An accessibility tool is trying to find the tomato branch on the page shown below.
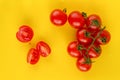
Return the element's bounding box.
[86,26,106,55]
[83,26,106,63]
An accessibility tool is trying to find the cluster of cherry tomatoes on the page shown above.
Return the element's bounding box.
[50,9,111,72]
[16,25,51,65]
[16,8,111,71]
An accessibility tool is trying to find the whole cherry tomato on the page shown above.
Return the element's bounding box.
[50,9,67,26]
[76,28,93,46]
[67,41,85,58]
[96,30,111,45]
[86,14,101,31]
[68,11,85,29]
[88,45,102,58]
[36,41,51,57]
[27,48,40,65]
[16,25,34,42]
[76,57,92,72]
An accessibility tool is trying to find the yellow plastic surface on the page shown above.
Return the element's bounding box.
[0,0,120,80]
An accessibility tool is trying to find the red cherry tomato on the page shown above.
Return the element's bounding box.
[27,48,40,65]
[76,28,93,46]
[68,11,85,29]
[16,25,34,42]
[50,9,67,26]
[96,30,111,45]
[86,14,101,31]
[76,57,92,72]
[36,41,51,57]
[88,45,102,58]
[67,41,85,58]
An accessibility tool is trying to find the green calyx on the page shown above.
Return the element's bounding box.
[85,31,91,37]
[94,47,100,53]
[101,37,106,43]
[77,45,83,50]
[63,8,67,13]
[91,20,100,26]
[84,57,92,64]
[82,12,87,19]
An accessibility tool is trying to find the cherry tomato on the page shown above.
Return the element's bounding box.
[16,25,34,42]
[96,30,111,45]
[67,41,85,58]
[36,41,51,57]
[50,9,67,26]
[88,45,102,58]
[27,48,40,65]
[68,11,85,29]
[86,14,101,31]
[76,28,93,46]
[76,57,92,72]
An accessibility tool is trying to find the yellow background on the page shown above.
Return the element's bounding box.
[0,0,120,80]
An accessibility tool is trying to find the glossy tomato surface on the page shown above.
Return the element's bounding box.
[36,41,51,57]
[50,9,67,26]
[16,25,34,42]
[27,48,40,65]
[76,57,92,72]
[68,11,85,29]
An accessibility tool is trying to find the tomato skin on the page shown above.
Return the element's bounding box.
[68,11,85,29]
[50,9,67,26]
[86,14,101,31]
[67,41,84,58]
[76,29,93,46]
[76,57,92,72]
[36,41,51,57]
[16,32,26,42]
[88,45,102,58]
[27,48,40,65]
[96,30,111,45]
[16,25,34,42]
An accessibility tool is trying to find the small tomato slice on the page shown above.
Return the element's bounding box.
[27,48,40,65]
[36,41,51,57]
[16,25,34,42]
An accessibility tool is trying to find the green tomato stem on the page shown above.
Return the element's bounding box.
[63,8,67,13]
[79,26,106,64]
[86,26,106,55]
[78,26,106,64]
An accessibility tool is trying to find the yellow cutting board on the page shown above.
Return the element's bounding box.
[0,0,120,80]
